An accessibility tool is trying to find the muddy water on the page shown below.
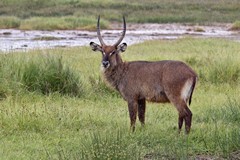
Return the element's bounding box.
[0,23,239,52]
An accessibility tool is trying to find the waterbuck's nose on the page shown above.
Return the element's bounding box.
[102,61,110,68]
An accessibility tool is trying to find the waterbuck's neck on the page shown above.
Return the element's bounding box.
[102,61,127,91]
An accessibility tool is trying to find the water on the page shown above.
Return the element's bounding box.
[0,24,239,52]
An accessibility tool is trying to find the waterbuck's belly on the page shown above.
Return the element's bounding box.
[145,91,170,103]
[140,85,170,103]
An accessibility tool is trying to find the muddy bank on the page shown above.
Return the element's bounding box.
[0,23,239,52]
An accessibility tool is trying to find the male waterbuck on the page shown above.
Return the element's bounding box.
[90,16,197,133]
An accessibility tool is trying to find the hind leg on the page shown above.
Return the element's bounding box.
[178,115,184,133]
[138,99,146,126]
[184,107,192,134]
[178,109,191,134]
[178,104,192,134]
[167,96,193,134]
[127,100,138,132]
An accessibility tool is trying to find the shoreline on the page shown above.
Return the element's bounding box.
[0,23,239,52]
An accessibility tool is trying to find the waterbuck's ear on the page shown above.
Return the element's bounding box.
[117,43,127,53]
[90,42,102,52]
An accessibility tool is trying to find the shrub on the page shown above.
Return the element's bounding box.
[21,54,83,96]
[0,53,83,97]
[229,21,240,31]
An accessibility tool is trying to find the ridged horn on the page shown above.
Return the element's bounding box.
[113,16,126,47]
[97,15,106,46]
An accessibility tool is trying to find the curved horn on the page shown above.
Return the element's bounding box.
[97,15,106,46]
[114,16,126,47]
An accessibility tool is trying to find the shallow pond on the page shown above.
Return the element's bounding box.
[0,23,239,52]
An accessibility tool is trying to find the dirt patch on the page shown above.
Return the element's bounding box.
[144,153,174,160]
[143,150,240,160]
[230,150,240,160]
[195,151,240,160]
[195,155,224,160]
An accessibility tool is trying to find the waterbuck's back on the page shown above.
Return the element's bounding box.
[118,60,197,104]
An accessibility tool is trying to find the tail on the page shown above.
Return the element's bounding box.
[188,77,197,106]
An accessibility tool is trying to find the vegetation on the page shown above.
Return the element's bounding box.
[18,16,109,30]
[0,52,83,98]
[230,20,240,30]
[0,16,20,29]
[0,0,240,30]
[0,38,240,159]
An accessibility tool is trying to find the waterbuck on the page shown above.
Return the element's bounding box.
[90,16,197,133]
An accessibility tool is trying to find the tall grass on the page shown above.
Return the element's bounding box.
[19,16,108,30]
[186,55,240,85]
[204,98,240,125]
[21,55,83,96]
[207,58,240,84]
[88,74,119,97]
[0,16,20,29]
[0,52,83,97]
[79,129,142,159]
[0,54,23,97]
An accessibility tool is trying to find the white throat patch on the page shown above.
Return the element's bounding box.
[100,64,110,72]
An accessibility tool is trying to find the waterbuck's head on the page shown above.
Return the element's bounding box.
[90,16,127,69]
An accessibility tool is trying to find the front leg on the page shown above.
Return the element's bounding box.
[138,99,146,126]
[127,100,138,132]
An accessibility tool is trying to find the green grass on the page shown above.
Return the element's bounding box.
[0,38,240,159]
[0,0,240,30]
[0,16,109,30]
[0,16,20,29]
[18,16,108,30]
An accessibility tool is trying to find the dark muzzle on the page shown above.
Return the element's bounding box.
[102,60,110,68]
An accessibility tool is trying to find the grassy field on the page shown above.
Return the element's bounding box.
[0,0,240,30]
[0,38,240,159]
